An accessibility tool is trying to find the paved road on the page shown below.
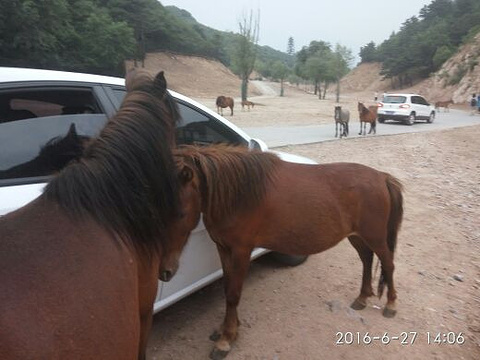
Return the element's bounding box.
[244,110,480,148]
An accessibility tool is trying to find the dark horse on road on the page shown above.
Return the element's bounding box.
[334,105,350,138]
[167,144,404,360]
[0,70,201,360]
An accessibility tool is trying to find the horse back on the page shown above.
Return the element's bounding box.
[0,197,140,359]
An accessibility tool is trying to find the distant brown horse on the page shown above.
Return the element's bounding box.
[0,70,201,360]
[241,100,255,111]
[435,99,454,112]
[358,102,377,135]
[216,95,234,116]
[169,144,404,360]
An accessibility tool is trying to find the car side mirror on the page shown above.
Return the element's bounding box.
[249,138,268,151]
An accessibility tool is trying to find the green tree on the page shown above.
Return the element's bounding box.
[330,44,353,102]
[295,41,332,97]
[271,61,289,96]
[359,41,377,63]
[287,36,295,56]
[232,10,260,101]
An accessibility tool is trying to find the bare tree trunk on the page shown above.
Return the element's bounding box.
[241,78,248,101]
[335,79,340,103]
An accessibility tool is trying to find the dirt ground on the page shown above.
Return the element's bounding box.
[146,82,480,360]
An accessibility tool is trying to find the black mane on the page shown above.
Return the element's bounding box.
[44,71,181,250]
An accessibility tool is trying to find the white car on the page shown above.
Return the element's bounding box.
[377,93,435,125]
[0,67,316,313]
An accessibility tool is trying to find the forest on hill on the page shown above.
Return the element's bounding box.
[1,0,479,91]
[359,0,480,88]
[0,0,290,76]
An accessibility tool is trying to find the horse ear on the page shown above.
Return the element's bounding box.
[66,123,78,138]
[153,71,167,97]
[178,164,194,185]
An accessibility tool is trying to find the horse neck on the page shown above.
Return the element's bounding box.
[44,105,180,251]
[186,146,279,223]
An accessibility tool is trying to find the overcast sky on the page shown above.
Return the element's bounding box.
[160,0,433,61]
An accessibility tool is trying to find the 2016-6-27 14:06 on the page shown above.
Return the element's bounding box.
[336,331,465,345]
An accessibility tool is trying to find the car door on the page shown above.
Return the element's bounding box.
[417,96,431,118]
[411,96,427,119]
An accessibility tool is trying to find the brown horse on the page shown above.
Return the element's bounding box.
[171,144,404,360]
[0,70,201,360]
[435,99,453,112]
[241,100,255,111]
[216,95,234,116]
[358,102,377,135]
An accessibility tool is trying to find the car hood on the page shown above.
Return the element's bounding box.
[272,150,318,165]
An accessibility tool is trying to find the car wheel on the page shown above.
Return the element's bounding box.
[406,112,415,125]
[427,111,435,123]
[378,116,385,123]
[267,252,309,266]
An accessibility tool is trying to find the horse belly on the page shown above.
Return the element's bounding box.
[255,210,350,256]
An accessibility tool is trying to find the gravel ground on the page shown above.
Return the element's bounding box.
[146,84,480,360]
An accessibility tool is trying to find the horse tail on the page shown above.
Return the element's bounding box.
[378,173,404,298]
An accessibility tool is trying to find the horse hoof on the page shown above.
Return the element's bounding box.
[210,349,230,360]
[382,307,397,318]
[350,298,367,310]
[209,330,221,341]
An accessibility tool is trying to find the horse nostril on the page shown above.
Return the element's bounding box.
[161,270,173,282]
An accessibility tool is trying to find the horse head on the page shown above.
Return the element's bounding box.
[159,158,202,282]
[334,106,342,120]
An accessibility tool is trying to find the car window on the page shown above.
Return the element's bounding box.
[176,102,247,146]
[0,88,107,184]
[110,89,247,146]
[111,88,127,106]
[383,96,407,104]
[418,96,429,106]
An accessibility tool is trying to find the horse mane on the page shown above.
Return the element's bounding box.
[175,145,280,222]
[44,70,181,251]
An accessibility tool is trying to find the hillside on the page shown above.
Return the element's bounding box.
[341,32,480,104]
[125,32,480,106]
[125,52,261,99]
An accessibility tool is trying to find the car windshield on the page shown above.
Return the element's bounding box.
[383,96,407,104]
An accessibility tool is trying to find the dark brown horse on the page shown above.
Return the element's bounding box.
[216,95,234,116]
[358,102,377,135]
[0,70,201,360]
[170,145,404,360]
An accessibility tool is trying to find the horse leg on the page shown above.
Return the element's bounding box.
[211,245,252,360]
[230,106,233,116]
[372,246,397,318]
[335,122,339,137]
[138,311,153,360]
[359,121,364,135]
[348,235,375,310]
